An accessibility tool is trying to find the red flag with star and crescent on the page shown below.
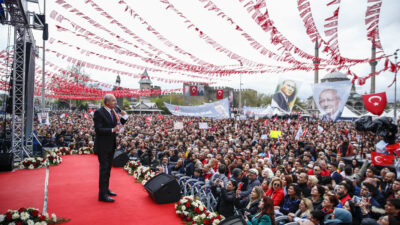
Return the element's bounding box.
[362,92,387,116]
[190,85,198,96]
[216,89,224,99]
[371,151,394,166]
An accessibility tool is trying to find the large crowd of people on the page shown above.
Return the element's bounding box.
[32,111,400,225]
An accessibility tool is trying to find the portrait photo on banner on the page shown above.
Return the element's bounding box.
[38,112,50,125]
[271,78,302,113]
[313,80,352,122]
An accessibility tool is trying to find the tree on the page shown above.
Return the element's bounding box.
[123,98,131,110]
[240,90,272,107]
[151,94,184,113]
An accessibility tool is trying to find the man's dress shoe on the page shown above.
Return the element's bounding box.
[108,190,117,196]
[99,196,115,203]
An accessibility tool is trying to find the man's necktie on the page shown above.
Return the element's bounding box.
[110,110,115,123]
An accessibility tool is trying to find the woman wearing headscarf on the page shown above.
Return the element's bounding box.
[324,208,352,225]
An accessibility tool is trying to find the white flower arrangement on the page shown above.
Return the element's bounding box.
[124,160,141,175]
[20,157,46,169]
[133,165,157,184]
[0,208,68,224]
[77,147,94,155]
[46,152,62,166]
[174,195,224,225]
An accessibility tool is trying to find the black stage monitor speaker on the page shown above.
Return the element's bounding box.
[219,215,247,225]
[0,153,14,172]
[144,173,181,204]
[112,151,129,167]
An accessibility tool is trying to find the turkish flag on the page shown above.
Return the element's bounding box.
[362,92,387,116]
[386,143,400,156]
[371,151,394,166]
[190,85,197,96]
[216,89,224,99]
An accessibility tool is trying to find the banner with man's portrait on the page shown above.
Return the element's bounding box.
[271,79,302,113]
[38,112,50,125]
[313,80,352,122]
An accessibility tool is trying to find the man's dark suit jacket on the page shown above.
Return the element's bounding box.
[93,107,126,154]
[93,106,127,196]
[272,92,290,112]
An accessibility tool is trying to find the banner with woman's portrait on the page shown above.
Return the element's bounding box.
[313,81,352,121]
[271,79,302,113]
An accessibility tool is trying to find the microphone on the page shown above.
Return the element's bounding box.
[115,105,122,113]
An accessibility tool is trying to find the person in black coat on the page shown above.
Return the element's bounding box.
[93,94,128,203]
[184,152,195,177]
[211,179,238,219]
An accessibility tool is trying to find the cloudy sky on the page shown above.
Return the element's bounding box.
[0,0,399,101]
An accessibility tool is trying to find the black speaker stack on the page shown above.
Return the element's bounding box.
[0,153,13,172]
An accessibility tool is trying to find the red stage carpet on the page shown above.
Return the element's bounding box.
[0,155,182,225]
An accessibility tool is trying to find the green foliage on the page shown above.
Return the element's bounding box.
[54,99,70,109]
[241,90,272,107]
[292,98,305,110]
[123,98,131,110]
[151,94,184,113]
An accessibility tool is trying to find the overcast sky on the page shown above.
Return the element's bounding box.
[0,0,399,101]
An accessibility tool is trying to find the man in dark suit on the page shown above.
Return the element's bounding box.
[94,94,128,203]
[271,80,296,113]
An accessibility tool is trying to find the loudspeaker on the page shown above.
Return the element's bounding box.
[112,151,129,167]
[219,215,247,225]
[0,153,14,172]
[144,173,181,204]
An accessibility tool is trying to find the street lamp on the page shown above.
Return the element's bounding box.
[394,49,399,122]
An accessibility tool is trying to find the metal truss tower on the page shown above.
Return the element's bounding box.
[1,0,42,162]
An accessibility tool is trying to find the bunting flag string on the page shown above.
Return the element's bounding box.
[85,0,265,67]
[163,0,313,68]
[0,49,367,81]
[42,48,216,84]
[238,0,384,67]
[322,0,341,63]
[83,0,216,67]
[46,37,265,78]
[365,0,383,50]
[46,38,215,81]
[33,66,184,99]
[49,11,269,76]
[52,1,197,67]
[296,0,378,66]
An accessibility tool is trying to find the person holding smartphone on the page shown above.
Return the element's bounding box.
[211,179,238,219]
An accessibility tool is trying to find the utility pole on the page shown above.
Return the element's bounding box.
[370,42,377,94]
[238,60,243,114]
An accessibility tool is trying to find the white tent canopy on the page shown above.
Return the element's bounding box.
[382,109,400,118]
[340,106,360,119]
